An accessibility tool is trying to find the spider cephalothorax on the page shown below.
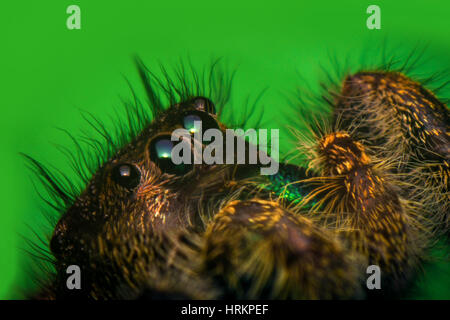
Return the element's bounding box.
[43,95,251,298]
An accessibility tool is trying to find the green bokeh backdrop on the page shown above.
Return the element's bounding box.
[1,0,449,299]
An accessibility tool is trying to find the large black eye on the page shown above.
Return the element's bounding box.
[182,110,220,137]
[111,163,141,189]
[183,114,202,134]
[149,136,193,175]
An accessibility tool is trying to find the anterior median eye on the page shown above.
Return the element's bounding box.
[149,135,193,175]
[111,163,141,189]
[154,139,174,158]
[183,114,202,134]
[181,111,220,144]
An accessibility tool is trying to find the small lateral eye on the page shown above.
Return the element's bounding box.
[192,97,216,114]
[111,163,141,189]
[149,135,193,175]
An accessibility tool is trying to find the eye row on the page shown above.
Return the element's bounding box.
[111,110,219,189]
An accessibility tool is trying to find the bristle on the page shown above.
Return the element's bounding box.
[333,70,449,237]
[296,129,423,295]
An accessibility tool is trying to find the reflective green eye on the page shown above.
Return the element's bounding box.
[183,114,202,134]
[181,111,220,145]
[154,139,173,159]
[149,136,193,175]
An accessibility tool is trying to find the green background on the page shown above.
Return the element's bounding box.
[1,0,449,299]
